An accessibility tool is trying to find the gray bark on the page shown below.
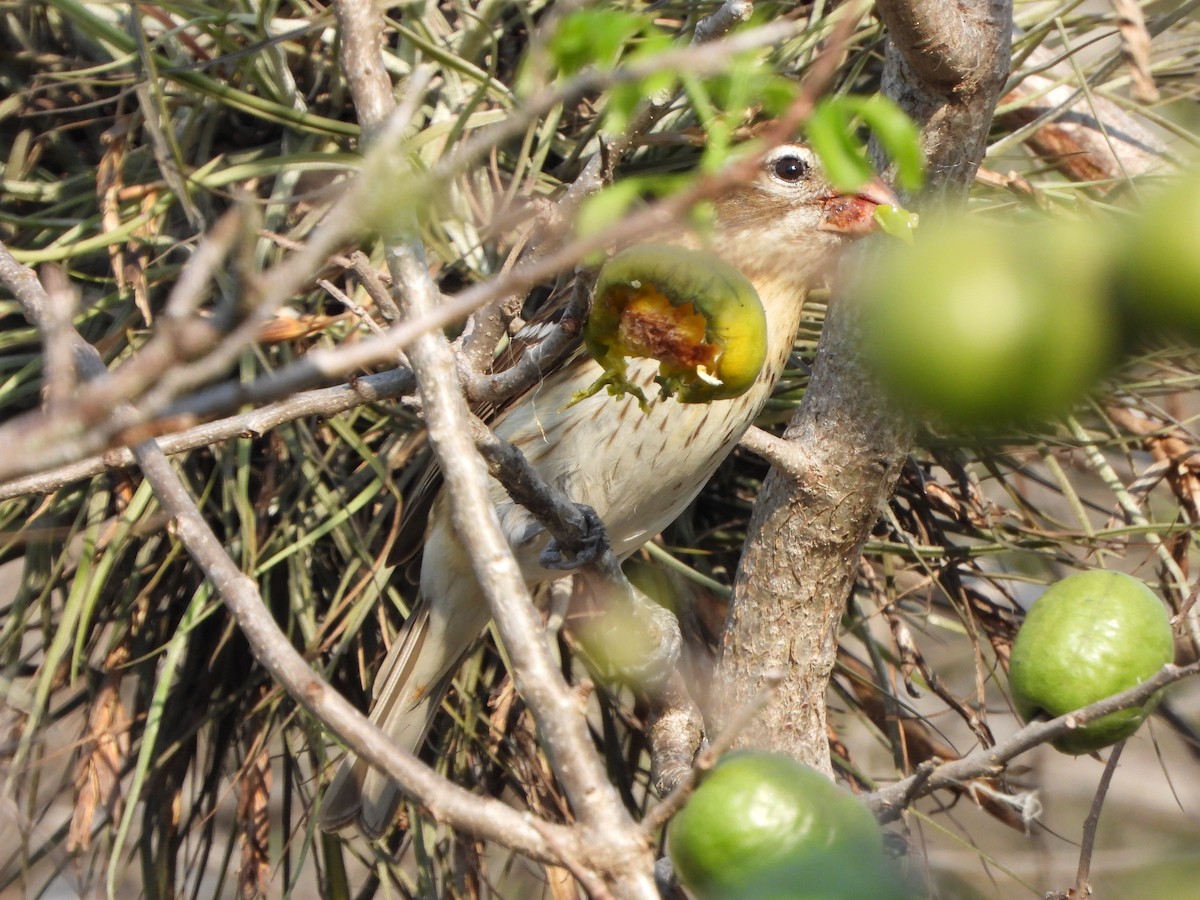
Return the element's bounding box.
[714,0,1014,769]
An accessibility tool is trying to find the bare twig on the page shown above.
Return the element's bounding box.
[694,0,755,44]
[348,250,400,323]
[388,226,658,895]
[463,277,590,407]
[738,425,814,478]
[640,671,785,836]
[37,266,79,409]
[317,278,388,338]
[332,0,395,135]
[339,0,632,857]
[1112,0,1158,103]
[134,439,570,860]
[0,369,414,501]
[338,19,658,885]
[867,662,1200,822]
[1071,739,1126,899]
[2,254,568,864]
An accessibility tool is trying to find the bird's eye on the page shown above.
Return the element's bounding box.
[771,154,810,183]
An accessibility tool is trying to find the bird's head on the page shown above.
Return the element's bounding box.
[711,143,900,285]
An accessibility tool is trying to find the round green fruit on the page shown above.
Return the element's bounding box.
[667,752,895,900]
[858,217,1117,430]
[1114,170,1200,343]
[1009,570,1174,754]
[583,244,768,405]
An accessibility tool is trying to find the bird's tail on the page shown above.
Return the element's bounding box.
[316,594,482,838]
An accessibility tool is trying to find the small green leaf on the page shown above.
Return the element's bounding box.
[759,75,799,118]
[806,95,925,193]
[576,174,688,242]
[805,100,874,192]
[548,9,652,75]
[607,82,644,136]
[681,72,719,134]
[855,95,925,192]
[576,179,646,241]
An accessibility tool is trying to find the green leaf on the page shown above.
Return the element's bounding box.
[759,75,800,118]
[806,100,875,192]
[856,95,925,192]
[608,82,645,136]
[548,8,650,75]
[576,179,647,241]
[576,174,688,241]
[806,95,925,193]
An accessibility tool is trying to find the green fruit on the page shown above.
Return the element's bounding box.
[859,217,1117,430]
[581,244,768,406]
[667,752,896,900]
[1009,570,1174,754]
[1114,171,1200,343]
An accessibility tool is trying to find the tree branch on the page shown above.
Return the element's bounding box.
[1,250,569,866]
[330,4,659,883]
[877,0,1013,199]
[866,661,1200,822]
[0,369,414,501]
[713,0,1013,772]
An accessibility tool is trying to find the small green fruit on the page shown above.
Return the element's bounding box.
[1114,171,1200,343]
[1009,570,1174,754]
[859,217,1117,430]
[667,752,896,900]
[580,244,768,407]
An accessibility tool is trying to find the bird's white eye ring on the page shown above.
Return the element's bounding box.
[771,154,810,183]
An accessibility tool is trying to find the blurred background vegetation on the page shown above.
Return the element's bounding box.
[1,1,1199,898]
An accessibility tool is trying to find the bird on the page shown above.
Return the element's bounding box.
[318,143,898,838]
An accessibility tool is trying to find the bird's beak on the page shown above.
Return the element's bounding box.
[817,178,902,236]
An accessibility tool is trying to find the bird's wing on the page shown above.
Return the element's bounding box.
[386,282,589,570]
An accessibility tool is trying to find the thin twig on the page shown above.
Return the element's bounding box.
[1072,739,1125,898]
[2,254,567,863]
[37,266,79,410]
[693,0,755,44]
[463,277,590,407]
[867,662,1200,822]
[640,671,785,836]
[0,369,414,501]
[738,425,813,478]
[388,226,657,894]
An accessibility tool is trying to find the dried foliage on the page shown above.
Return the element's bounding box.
[1,1,1199,898]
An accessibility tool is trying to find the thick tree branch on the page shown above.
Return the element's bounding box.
[713,0,1013,771]
[876,0,1008,90]
[877,0,1013,199]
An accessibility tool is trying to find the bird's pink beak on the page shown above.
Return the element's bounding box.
[817,178,902,236]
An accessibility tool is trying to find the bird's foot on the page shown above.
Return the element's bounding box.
[539,503,610,571]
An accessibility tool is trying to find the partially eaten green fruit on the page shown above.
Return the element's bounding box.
[576,244,768,408]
